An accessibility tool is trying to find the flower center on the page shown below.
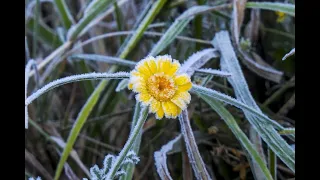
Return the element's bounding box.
[147,73,177,101]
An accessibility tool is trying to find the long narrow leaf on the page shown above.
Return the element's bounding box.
[179,110,212,180]
[154,134,182,180]
[212,31,294,172]
[246,2,295,16]
[53,0,75,29]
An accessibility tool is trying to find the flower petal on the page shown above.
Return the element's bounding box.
[162,101,179,118]
[171,91,191,110]
[136,93,152,106]
[166,60,180,76]
[157,55,172,73]
[177,82,192,92]
[136,61,152,77]
[155,104,164,119]
[174,74,191,85]
[149,98,161,113]
[147,58,158,74]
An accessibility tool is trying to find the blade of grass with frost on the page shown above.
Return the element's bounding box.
[179,110,212,180]
[179,48,219,75]
[25,72,129,106]
[67,0,117,40]
[53,0,75,29]
[53,1,168,179]
[198,94,273,180]
[212,31,294,172]
[238,50,283,83]
[25,60,36,129]
[195,68,231,77]
[70,54,136,67]
[191,85,284,129]
[176,4,232,21]
[246,2,295,16]
[231,1,269,176]
[32,0,40,58]
[154,134,182,180]
[282,48,295,60]
[120,103,143,180]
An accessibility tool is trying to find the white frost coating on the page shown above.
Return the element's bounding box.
[114,169,126,178]
[195,68,232,77]
[191,84,283,129]
[25,72,130,105]
[179,48,219,76]
[25,59,36,129]
[282,48,295,60]
[102,154,115,174]
[28,177,42,180]
[212,31,295,172]
[179,110,212,180]
[154,134,182,180]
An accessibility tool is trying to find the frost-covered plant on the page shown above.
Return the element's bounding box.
[84,151,140,180]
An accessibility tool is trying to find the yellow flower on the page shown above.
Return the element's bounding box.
[128,55,192,119]
[275,11,286,23]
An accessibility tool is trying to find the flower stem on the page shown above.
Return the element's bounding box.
[106,106,148,179]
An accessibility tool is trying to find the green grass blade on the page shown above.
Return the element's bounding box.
[179,110,212,180]
[53,0,75,29]
[268,148,277,180]
[246,2,295,16]
[106,106,149,179]
[53,81,107,180]
[198,93,273,180]
[120,102,143,180]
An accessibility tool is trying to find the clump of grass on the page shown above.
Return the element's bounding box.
[25,0,295,180]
